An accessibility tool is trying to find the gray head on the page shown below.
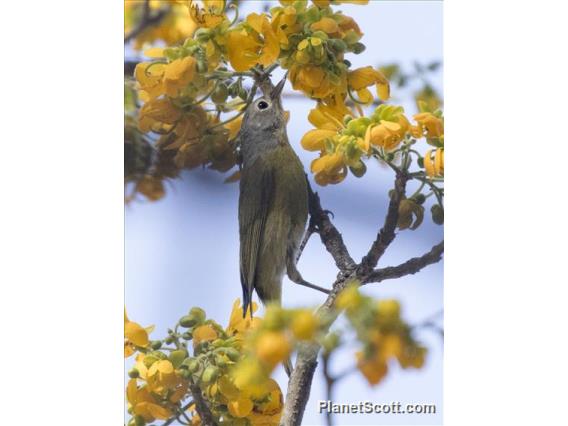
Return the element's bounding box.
[239,76,288,166]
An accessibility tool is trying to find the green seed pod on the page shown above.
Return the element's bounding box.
[150,340,162,350]
[322,332,341,354]
[194,28,212,42]
[224,347,240,361]
[211,83,229,104]
[143,355,159,368]
[215,355,228,367]
[351,42,366,54]
[179,315,197,328]
[228,81,239,98]
[328,38,347,53]
[197,60,208,74]
[412,193,426,205]
[431,204,444,225]
[201,365,219,383]
[349,161,367,178]
[189,307,206,324]
[182,331,193,340]
[128,368,140,379]
[183,358,200,373]
[164,336,175,344]
[170,349,189,368]
[238,88,248,101]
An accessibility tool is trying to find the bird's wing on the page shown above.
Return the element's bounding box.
[239,161,274,317]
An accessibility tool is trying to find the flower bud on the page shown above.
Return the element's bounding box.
[179,315,197,328]
[183,358,200,373]
[182,331,193,340]
[128,368,140,379]
[224,347,240,361]
[412,193,426,205]
[202,365,219,383]
[351,42,366,54]
[189,307,206,324]
[349,161,367,178]
[194,28,212,42]
[170,349,189,368]
[211,83,229,104]
[322,332,341,354]
[431,204,444,225]
[150,340,162,350]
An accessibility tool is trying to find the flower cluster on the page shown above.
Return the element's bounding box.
[125,0,198,50]
[125,300,286,426]
[336,285,427,385]
[301,97,445,185]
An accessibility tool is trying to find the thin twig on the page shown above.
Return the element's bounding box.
[124,0,169,44]
[358,172,409,275]
[362,241,444,284]
[188,381,216,426]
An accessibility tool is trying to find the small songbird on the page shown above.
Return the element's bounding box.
[237,75,327,319]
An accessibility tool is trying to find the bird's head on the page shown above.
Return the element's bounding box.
[241,75,287,133]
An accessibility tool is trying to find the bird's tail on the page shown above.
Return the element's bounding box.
[284,357,293,377]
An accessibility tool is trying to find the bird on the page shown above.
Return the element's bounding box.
[236,74,329,320]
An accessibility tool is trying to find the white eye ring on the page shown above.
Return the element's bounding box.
[256,99,271,110]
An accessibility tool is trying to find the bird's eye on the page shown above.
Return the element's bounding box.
[257,100,270,110]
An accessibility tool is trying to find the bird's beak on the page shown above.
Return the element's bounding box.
[270,73,288,100]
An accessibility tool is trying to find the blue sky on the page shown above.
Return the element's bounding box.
[125,2,443,424]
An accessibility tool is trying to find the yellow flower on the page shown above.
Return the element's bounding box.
[136,175,165,202]
[255,331,292,370]
[163,56,197,97]
[413,112,444,140]
[424,148,444,177]
[310,17,339,35]
[189,0,227,28]
[336,284,362,311]
[398,345,427,369]
[125,1,197,50]
[356,351,388,386]
[364,106,410,151]
[291,310,319,340]
[301,99,352,151]
[289,64,344,99]
[126,379,172,422]
[397,198,424,230]
[232,358,270,398]
[124,308,154,357]
[226,299,261,345]
[313,0,369,6]
[228,397,254,418]
[227,13,280,72]
[193,324,219,348]
[377,299,401,317]
[271,6,301,48]
[135,62,166,101]
[348,66,390,101]
[138,98,182,134]
[146,360,179,393]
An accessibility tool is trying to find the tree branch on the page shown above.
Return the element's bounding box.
[124,0,169,44]
[362,241,444,284]
[280,270,356,426]
[307,181,356,272]
[358,172,408,275]
[188,381,217,426]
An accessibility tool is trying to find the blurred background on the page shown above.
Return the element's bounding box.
[125,1,443,425]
